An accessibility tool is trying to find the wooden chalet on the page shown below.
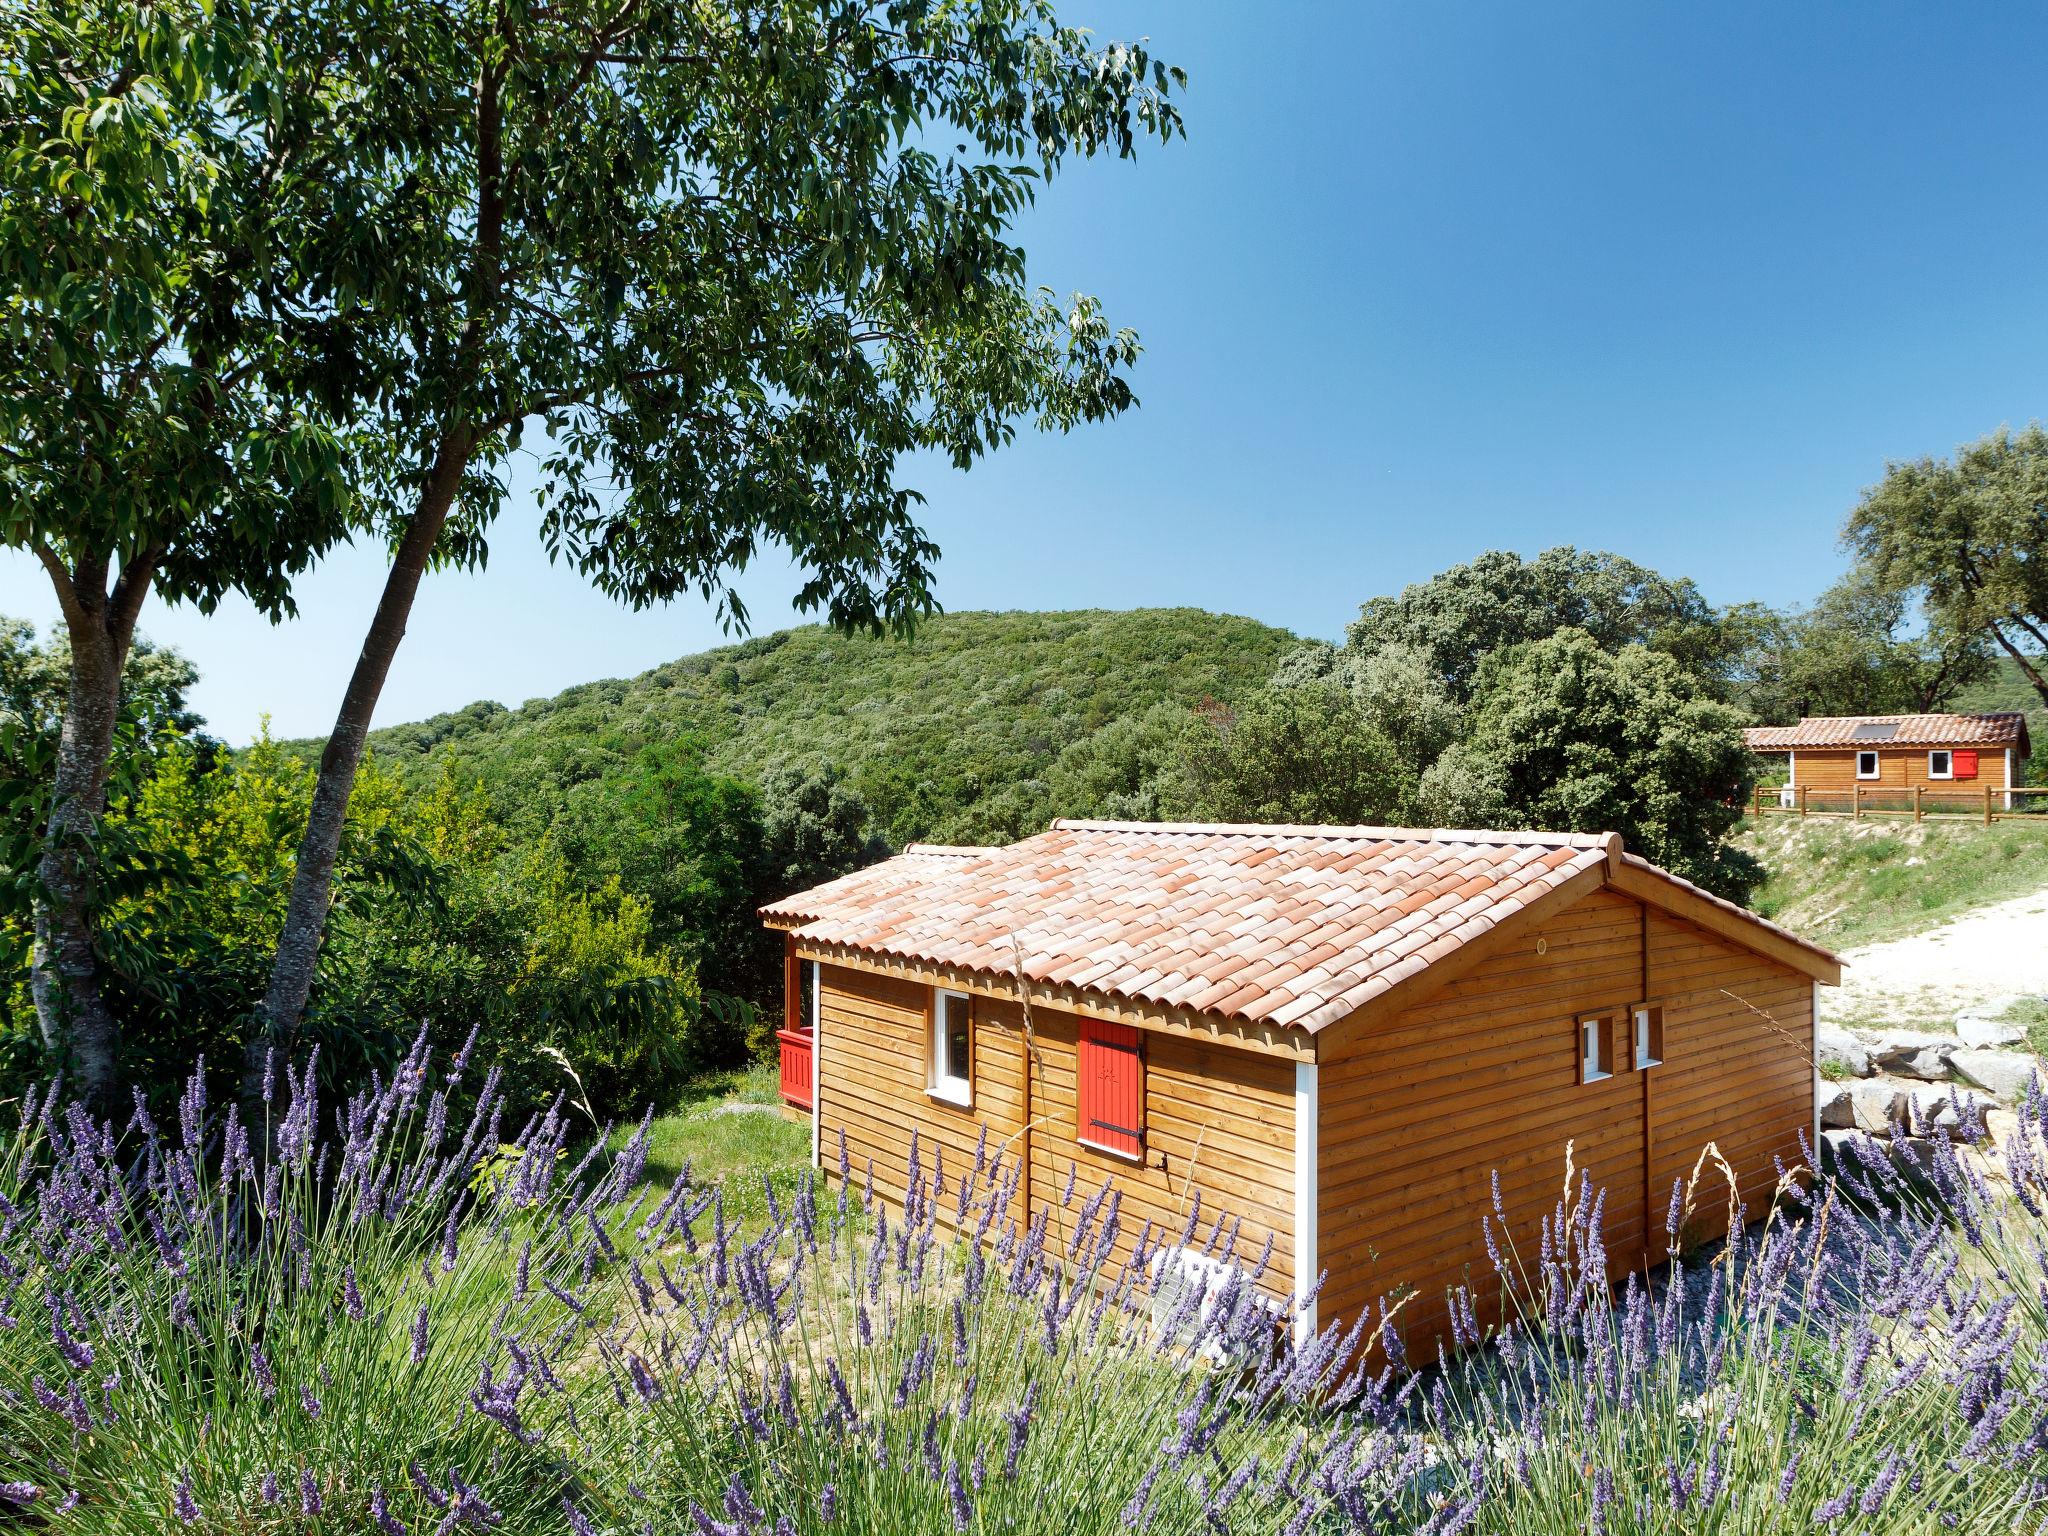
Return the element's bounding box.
[1744,712,2030,808]
[763,820,1841,1347]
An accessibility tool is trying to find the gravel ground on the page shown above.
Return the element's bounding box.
[1825,884,2048,1032]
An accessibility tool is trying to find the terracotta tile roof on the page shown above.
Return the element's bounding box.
[1743,713,2030,753]
[763,821,1626,1034]
[765,844,1000,928]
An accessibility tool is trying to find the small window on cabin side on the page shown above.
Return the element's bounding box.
[1633,1004,1664,1070]
[1077,1019,1145,1159]
[1856,751,1880,780]
[1579,1013,1612,1083]
[1928,750,1953,780]
[799,960,820,1033]
[930,989,973,1107]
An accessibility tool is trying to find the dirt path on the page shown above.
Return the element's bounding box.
[1824,883,2048,1032]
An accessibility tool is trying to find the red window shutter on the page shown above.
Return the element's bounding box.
[1077,1020,1144,1158]
[1953,749,1979,780]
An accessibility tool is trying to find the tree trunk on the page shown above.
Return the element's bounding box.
[245,427,476,1103]
[29,547,159,1116]
[33,625,126,1111]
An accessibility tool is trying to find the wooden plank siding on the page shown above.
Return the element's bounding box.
[814,965,1030,1218]
[1791,747,2005,794]
[1314,887,1814,1351]
[809,960,1298,1301]
[1017,1003,1297,1297]
[1642,907,1813,1242]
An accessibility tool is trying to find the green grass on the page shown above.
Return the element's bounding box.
[1738,815,2048,949]
[612,1061,810,1229]
[2010,995,2048,1057]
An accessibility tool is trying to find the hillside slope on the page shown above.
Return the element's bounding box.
[340,608,1300,846]
[1740,815,2048,952]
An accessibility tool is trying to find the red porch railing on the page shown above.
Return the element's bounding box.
[777,1027,814,1110]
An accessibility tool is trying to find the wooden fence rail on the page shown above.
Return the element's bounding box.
[1749,784,2048,823]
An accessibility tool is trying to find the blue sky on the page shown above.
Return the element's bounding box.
[7,1,2047,744]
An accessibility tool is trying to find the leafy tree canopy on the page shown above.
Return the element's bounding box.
[1419,629,1761,901]
[1732,570,1993,722]
[1845,425,2048,714]
[1344,547,1727,703]
[1179,684,1409,828]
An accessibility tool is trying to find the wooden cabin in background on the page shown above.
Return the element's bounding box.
[762,820,1840,1349]
[1744,712,2030,808]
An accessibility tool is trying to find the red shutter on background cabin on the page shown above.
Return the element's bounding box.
[1077,1020,1144,1159]
[1954,749,1979,780]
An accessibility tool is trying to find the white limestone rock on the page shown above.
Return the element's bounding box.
[1818,1081,1856,1130]
[1870,1030,1959,1082]
[1950,1048,2043,1104]
[1817,1024,1874,1078]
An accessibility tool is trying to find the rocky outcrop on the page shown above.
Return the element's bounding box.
[1817,1024,1873,1078]
[1950,1048,2040,1103]
[1868,1030,1960,1082]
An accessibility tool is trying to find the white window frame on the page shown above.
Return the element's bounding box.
[929,988,974,1107]
[1633,1005,1662,1070]
[1927,750,1953,780]
[1580,1015,1611,1083]
[1855,750,1880,780]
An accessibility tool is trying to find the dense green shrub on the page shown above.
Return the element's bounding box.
[0,732,717,1119]
[1420,629,1763,900]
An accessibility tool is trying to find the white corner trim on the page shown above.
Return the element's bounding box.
[1293,1060,1319,1344]
[810,962,823,1171]
[2007,748,2016,811]
[1810,979,1821,1165]
[1786,750,1796,787]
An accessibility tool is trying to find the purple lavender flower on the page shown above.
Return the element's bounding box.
[819,1484,839,1524]
[563,1498,599,1536]
[1814,1484,1856,1524]
[299,1469,322,1515]
[299,1384,323,1420]
[250,1345,277,1402]
[411,1304,430,1364]
[173,1472,200,1524]
[1123,1462,1162,1528]
[628,1352,662,1404]
[722,1473,764,1527]
[370,1483,409,1535]
[1860,1452,1903,1516]
[0,1482,37,1505]
[261,1470,280,1504]
[343,1266,366,1321]
[947,1459,973,1531]
[1776,1448,1801,1502]
[1005,1380,1039,1477]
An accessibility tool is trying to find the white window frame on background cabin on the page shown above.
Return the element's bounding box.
[1578,1013,1612,1083]
[1855,750,1880,780]
[929,988,974,1107]
[1927,750,1953,780]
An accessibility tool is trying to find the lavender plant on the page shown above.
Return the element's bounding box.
[10,1036,2048,1535]
[524,1126,1398,1534]
[0,1030,644,1531]
[1395,1109,2048,1534]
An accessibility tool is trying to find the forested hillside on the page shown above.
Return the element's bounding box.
[333,608,1298,847]
[1952,655,2048,747]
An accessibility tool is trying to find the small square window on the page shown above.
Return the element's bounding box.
[930,989,973,1106]
[1633,1004,1664,1070]
[1855,751,1880,780]
[1579,1013,1612,1083]
[1928,751,1953,780]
